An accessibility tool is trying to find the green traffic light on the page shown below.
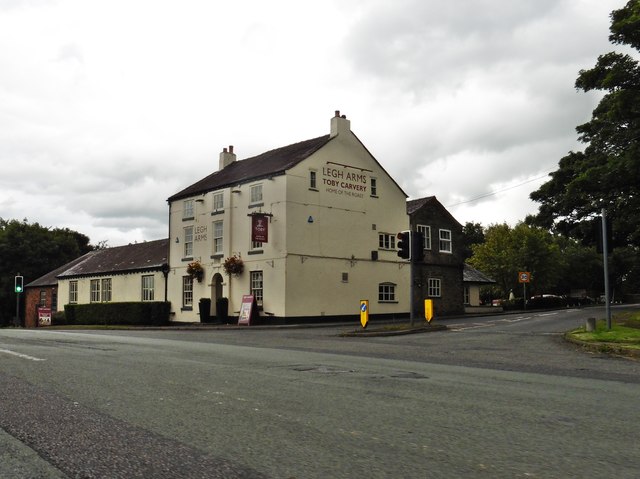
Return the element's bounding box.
[15,286,22,293]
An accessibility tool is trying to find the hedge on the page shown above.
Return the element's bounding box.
[63,302,171,326]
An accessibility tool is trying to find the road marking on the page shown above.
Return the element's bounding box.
[0,348,46,361]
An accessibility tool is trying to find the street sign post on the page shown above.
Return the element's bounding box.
[360,300,369,329]
[518,271,531,310]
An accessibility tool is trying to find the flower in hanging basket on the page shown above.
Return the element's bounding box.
[187,261,204,282]
[223,255,244,277]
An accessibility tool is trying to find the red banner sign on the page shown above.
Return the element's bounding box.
[38,307,52,326]
[251,214,269,243]
[238,295,255,326]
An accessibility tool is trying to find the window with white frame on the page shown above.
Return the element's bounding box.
[90,279,100,303]
[417,224,431,250]
[183,199,194,219]
[250,184,263,204]
[309,170,317,189]
[184,226,193,258]
[213,192,224,211]
[250,270,263,305]
[101,278,112,302]
[69,281,78,304]
[378,283,396,302]
[378,233,396,250]
[464,286,470,305]
[439,229,452,253]
[251,240,263,251]
[182,276,193,308]
[142,275,155,301]
[370,177,378,197]
[213,220,223,254]
[428,278,441,297]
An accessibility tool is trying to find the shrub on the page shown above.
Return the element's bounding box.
[64,302,171,326]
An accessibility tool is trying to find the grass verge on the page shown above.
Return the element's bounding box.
[565,311,640,356]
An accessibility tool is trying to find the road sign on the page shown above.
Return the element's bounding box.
[360,300,369,329]
[425,299,434,323]
[518,272,531,283]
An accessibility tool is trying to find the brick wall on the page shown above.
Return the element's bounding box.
[410,198,465,317]
[24,286,57,328]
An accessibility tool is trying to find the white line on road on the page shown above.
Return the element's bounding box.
[0,348,46,361]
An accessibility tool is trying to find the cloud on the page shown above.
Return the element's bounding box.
[0,0,627,243]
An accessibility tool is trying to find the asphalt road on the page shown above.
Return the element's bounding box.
[1,305,639,478]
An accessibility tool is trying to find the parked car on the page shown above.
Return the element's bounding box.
[527,294,567,309]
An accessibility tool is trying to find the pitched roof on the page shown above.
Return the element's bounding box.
[407,196,462,227]
[407,196,436,215]
[56,238,169,279]
[25,255,92,288]
[168,135,332,202]
[463,263,495,284]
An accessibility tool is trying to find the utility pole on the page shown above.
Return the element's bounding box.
[601,209,612,330]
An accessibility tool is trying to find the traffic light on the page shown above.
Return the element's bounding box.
[397,231,411,259]
[14,275,23,293]
[412,232,425,262]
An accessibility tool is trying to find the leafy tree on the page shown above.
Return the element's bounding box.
[0,218,92,326]
[468,223,563,298]
[553,236,603,297]
[529,0,640,248]
[462,222,485,260]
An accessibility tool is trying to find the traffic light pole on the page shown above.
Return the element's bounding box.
[14,273,23,328]
[16,291,21,327]
[410,259,416,327]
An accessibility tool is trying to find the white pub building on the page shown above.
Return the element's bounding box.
[166,111,410,323]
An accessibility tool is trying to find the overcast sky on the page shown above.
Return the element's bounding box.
[0,0,627,246]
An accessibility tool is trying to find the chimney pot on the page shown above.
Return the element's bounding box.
[335,110,340,118]
[223,147,228,153]
[229,145,234,154]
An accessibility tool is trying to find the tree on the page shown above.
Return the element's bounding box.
[462,222,485,261]
[0,218,92,326]
[468,223,563,298]
[529,0,640,248]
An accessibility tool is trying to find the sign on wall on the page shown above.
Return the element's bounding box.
[251,214,269,243]
[322,163,370,199]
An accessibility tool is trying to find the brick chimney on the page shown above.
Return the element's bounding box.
[330,110,351,138]
[219,145,236,170]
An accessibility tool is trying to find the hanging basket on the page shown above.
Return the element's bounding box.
[223,255,244,277]
[187,261,204,282]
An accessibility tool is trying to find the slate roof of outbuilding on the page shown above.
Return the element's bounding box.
[56,238,169,279]
[463,263,495,284]
[168,135,333,202]
[25,255,92,288]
